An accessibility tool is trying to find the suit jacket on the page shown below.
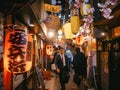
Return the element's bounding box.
[73,52,87,76]
[56,53,68,71]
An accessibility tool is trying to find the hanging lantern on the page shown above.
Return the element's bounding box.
[92,38,96,50]
[63,23,74,39]
[46,45,53,55]
[75,35,84,45]
[4,28,33,74]
[80,3,91,16]
[45,15,60,30]
[70,16,81,34]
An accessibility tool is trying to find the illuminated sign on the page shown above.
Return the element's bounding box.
[44,3,60,13]
[4,28,33,74]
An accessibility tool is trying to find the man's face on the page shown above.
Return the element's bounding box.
[60,48,64,54]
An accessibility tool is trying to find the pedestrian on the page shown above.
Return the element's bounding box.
[65,46,73,71]
[73,47,87,89]
[56,46,69,90]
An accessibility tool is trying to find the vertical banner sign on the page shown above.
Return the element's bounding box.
[4,28,32,74]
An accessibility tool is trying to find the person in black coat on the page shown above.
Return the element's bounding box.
[73,47,87,87]
[56,46,69,90]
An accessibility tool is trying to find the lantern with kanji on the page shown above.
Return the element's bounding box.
[75,35,84,45]
[4,28,33,74]
[46,45,53,55]
[70,16,81,34]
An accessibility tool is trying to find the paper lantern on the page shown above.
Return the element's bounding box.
[46,45,53,55]
[4,28,33,74]
[45,15,60,29]
[63,23,74,39]
[92,38,96,50]
[80,3,91,16]
[70,16,81,34]
[75,35,84,45]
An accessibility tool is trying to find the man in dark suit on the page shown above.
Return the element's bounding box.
[56,46,69,90]
[73,47,87,88]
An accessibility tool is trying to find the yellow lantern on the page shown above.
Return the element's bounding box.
[63,23,74,39]
[70,16,81,34]
[4,28,33,74]
[80,3,91,16]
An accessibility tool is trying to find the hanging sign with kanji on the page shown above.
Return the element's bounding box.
[44,3,60,13]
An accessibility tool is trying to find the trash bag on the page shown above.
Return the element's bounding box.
[73,73,81,86]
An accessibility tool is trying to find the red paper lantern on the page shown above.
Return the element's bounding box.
[4,28,33,74]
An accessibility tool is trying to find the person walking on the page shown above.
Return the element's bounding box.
[73,47,87,89]
[56,46,69,90]
[65,46,73,71]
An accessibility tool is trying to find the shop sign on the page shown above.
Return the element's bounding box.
[44,3,60,13]
[4,28,33,74]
